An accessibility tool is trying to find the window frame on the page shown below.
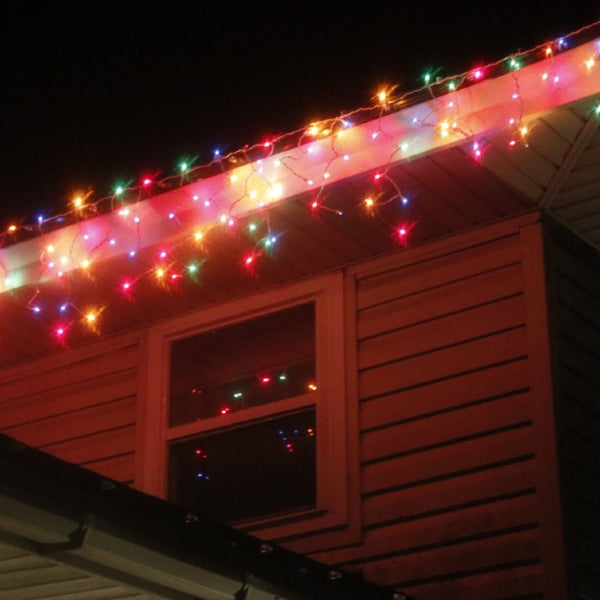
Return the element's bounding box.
[138,272,351,539]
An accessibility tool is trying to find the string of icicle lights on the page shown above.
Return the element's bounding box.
[0,20,599,347]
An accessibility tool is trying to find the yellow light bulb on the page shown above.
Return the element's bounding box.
[270,184,283,199]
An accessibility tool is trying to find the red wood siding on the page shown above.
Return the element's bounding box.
[300,215,560,600]
[0,337,140,483]
[545,218,600,600]
[0,211,573,600]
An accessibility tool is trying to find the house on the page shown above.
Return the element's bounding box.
[1,21,599,600]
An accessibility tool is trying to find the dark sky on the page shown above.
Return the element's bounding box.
[1,3,599,227]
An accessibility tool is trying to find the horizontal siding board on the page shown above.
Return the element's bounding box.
[546,225,600,600]
[572,530,600,565]
[551,233,600,283]
[361,359,528,430]
[363,459,536,527]
[557,304,600,353]
[554,181,600,212]
[557,363,600,409]
[362,425,534,495]
[317,493,538,565]
[563,402,600,452]
[358,262,523,340]
[562,428,600,476]
[566,498,600,540]
[558,337,600,388]
[0,370,138,430]
[42,425,136,465]
[0,341,139,403]
[357,234,521,310]
[1,396,136,446]
[361,392,531,463]
[554,262,600,313]
[359,327,527,400]
[357,528,540,587]
[563,464,600,511]
[575,564,600,600]
[359,295,525,370]
[81,453,135,483]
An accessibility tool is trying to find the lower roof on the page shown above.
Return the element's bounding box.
[0,432,404,600]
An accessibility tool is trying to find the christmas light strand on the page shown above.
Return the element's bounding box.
[0,21,599,347]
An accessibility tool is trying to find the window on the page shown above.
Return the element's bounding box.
[168,303,316,426]
[141,273,354,539]
[169,409,316,523]
[167,303,317,523]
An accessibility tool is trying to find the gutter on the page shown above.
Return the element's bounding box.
[0,434,408,600]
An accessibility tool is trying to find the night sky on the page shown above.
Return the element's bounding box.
[2,3,599,226]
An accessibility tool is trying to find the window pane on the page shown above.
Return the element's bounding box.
[168,410,316,523]
[169,303,316,427]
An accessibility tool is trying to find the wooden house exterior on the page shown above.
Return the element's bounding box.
[1,25,599,600]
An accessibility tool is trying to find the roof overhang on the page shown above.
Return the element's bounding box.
[2,35,598,290]
[0,25,598,366]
